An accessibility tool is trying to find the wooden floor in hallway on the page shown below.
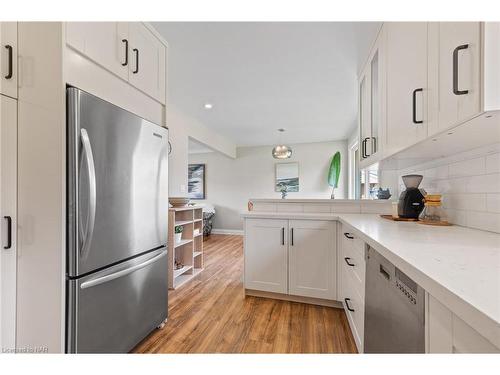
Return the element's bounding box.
[133,234,358,353]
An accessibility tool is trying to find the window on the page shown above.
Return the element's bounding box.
[360,164,379,199]
[348,140,360,199]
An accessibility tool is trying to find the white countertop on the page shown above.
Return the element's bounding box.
[248,198,392,204]
[241,211,500,346]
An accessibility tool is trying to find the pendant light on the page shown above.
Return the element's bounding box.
[272,128,292,159]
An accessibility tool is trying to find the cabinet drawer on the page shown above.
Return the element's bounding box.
[342,246,365,300]
[341,228,365,255]
[342,270,365,352]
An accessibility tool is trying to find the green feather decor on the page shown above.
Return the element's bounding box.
[328,152,341,199]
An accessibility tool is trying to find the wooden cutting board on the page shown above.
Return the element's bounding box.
[380,214,419,222]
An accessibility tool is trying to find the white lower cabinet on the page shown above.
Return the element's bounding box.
[244,218,288,294]
[427,295,499,353]
[288,220,336,300]
[339,225,366,352]
[244,218,337,300]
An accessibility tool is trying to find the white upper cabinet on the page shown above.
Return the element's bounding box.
[128,23,166,104]
[359,27,386,167]
[66,22,129,81]
[288,220,336,300]
[65,22,166,104]
[0,22,17,99]
[244,218,288,294]
[386,22,428,154]
[427,22,481,136]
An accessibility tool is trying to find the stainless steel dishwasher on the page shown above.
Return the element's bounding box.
[364,246,425,353]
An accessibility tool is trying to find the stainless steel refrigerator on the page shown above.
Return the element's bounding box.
[66,87,169,353]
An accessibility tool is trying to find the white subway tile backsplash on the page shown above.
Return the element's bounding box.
[423,165,449,180]
[252,203,276,212]
[303,204,331,213]
[485,153,500,174]
[466,174,500,193]
[486,194,500,213]
[442,193,487,211]
[331,202,361,213]
[448,157,485,177]
[360,201,392,214]
[443,208,467,227]
[276,203,304,213]
[386,143,500,233]
[466,211,500,233]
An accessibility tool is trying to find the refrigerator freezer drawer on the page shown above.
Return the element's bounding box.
[66,249,168,353]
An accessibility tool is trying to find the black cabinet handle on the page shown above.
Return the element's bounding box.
[290,228,294,246]
[132,48,139,74]
[5,45,13,79]
[121,39,128,66]
[361,138,366,158]
[281,227,285,246]
[453,44,469,95]
[3,216,12,249]
[343,232,354,239]
[371,137,377,154]
[344,298,355,312]
[344,257,355,267]
[168,141,172,155]
[412,88,424,124]
[363,137,371,158]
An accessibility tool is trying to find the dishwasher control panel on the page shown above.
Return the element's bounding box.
[395,268,418,305]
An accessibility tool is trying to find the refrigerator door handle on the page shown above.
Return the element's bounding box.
[80,128,97,260]
[80,249,168,290]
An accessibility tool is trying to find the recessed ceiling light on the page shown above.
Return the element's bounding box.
[204,103,213,109]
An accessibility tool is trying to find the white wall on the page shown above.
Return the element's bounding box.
[380,143,500,234]
[168,105,236,196]
[189,140,347,231]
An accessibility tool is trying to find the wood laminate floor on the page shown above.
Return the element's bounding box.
[133,234,357,353]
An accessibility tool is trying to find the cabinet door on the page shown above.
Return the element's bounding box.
[0,95,17,350]
[66,22,129,81]
[386,22,428,154]
[128,23,166,104]
[359,69,371,162]
[0,22,17,98]
[288,220,336,300]
[359,28,385,164]
[244,219,288,294]
[428,22,481,136]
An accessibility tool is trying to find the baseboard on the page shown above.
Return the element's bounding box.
[210,229,244,236]
[245,289,343,308]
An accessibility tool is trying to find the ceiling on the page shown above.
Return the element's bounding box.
[153,22,381,147]
[188,137,214,154]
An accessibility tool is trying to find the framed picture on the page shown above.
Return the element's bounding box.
[275,162,299,192]
[188,164,206,199]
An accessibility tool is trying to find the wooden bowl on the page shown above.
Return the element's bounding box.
[169,197,190,207]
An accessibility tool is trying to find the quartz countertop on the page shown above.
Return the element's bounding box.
[241,211,500,346]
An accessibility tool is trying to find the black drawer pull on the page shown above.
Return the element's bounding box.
[343,232,354,239]
[5,45,13,79]
[344,257,355,267]
[4,216,12,249]
[344,298,355,312]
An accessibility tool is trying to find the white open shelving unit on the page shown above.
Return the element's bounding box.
[168,206,204,289]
